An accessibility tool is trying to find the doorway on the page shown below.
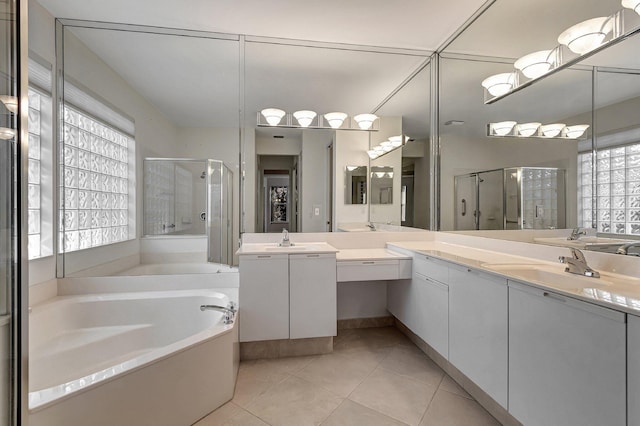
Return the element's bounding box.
[257,155,299,233]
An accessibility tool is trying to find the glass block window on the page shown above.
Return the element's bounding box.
[578,143,640,235]
[61,105,132,252]
[28,89,43,259]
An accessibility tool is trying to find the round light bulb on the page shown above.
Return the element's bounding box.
[261,108,286,126]
[0,96,18,114]
[540,123,566,138]
[293,110,316,127]
[558,17,613,55]
[514,50,554,79]
[564,124,590,139]
[481,73,516,97]
[491,121,517,136]
[516,122,541,137]
[354,113,378,130]
[324,112,348,129]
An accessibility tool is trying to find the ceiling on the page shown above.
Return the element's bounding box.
[38,0,489,51]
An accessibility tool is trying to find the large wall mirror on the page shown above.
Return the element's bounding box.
[437,0,640,246]
[55,21,240,277]
[242,39,431,233]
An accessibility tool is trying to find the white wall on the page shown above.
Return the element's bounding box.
[334,130,370,228]
[301,130,332,232]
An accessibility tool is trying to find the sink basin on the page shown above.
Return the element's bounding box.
[482,263,612,291]
[533,237,632,248]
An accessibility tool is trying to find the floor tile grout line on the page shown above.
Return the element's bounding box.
[417,373,446,425]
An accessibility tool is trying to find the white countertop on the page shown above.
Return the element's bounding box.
[387,241,640,315]
[236,242,338,255]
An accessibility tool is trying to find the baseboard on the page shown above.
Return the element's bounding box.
[240,336,333,360]
[393,318,522,426]
[337,316,394,330]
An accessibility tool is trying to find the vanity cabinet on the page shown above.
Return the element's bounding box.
[290,253,337,339]
[508,282,626,426]
[239,252,337,342]
[448,264,508,408]
[629,315,640,426]
[239,254,290,342]
[413,272,449,358]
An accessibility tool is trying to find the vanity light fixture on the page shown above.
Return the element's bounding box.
[540,123,566,137]
[564,124,590,138]
[367,150,379,159]
[622,0,640,15]
[261,108,286,126]
[558,17,613,55]
[374,171,386,178]
[0,95,18,114]
[354,113,378,130]
[516,122,542,137]
[514,50,556,79]
[293,110,317,127]
[324,112,348,129]
[491,121,517,136]
[0,127,16,140]
[368,134,410,159]
[481,73,517,97]
[389,135,409,147]
[346,165,358,172]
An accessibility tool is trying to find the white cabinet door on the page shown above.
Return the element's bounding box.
[629,315,640,426]
[449,265,508,408]
[289,253,337,339]
[509,282,626,426]
[239,254,289,342]
[414,272,449,358]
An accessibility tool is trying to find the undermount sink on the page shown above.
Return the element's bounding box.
[482,263,613,291]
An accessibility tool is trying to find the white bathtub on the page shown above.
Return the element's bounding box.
[115,262,238,275]
[29,290,239,426]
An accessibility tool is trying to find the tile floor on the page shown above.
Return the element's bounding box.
[195,327,501,426]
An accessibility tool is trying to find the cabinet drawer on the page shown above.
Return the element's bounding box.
[337,260,403,282]
[413,254,448,283]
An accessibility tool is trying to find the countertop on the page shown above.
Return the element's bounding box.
[387,241,640,315]
[236,242,338,255]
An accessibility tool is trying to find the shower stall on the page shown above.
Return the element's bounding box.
[143,158,233,265]
[454,167,566,231]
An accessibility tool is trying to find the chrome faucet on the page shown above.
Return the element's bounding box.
[367,222,376,231]
[559,248,600,278]
[567,227,586,241]
[279,228,292,247]
[200,302,237,324]
[616,241,640,256]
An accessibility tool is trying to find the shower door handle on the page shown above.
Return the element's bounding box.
[200,212,206,221]
[461,199,466,216]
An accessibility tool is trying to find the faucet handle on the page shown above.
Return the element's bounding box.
[569,247,586,262]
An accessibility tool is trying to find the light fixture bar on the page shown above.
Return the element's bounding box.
[483,8,639,104]
[368,135,410,159]
[256,111,379,131]
[486,123,589,139]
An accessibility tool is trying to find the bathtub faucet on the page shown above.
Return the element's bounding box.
[200,302,237,325]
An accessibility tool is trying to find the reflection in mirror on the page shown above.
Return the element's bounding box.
[438,54,587,232]
[243,40,430,232]
[58,23,240,277]
[372,62,431,228]
[370,166,394,205]
[588,37,640,237]
[144,159,208,236]
[345,166,367,205]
